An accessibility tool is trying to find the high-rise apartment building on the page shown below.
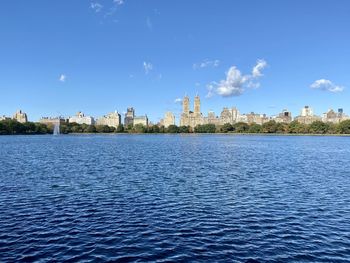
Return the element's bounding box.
[124,107,135,127]
[13,110,28,123]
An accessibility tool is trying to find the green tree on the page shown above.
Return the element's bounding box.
[220,123,234,133]
[233,122,249,133]
[133,124,146,133]
[151,125,160,133]
[262,120,278,133]
[248,123,262,133]
[337,120,350,134]
[95,125,111,133]
[85,125,97,133]
[167,125,179,133]
[178,126,190,133]
[309,121,330,134]
[116,124,124,133]
[288,121,309,134]
[194,124,216,133]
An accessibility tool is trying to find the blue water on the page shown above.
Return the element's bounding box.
[0,135,349,262]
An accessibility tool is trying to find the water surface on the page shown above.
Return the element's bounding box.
[0,135,349,262]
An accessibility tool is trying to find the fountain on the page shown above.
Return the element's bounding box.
[53,120,60,135]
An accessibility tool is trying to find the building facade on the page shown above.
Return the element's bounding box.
[124,107,135,127]
[96,111,121,128]
[295,106,321,124]
[322,108,349,123]
[13,110,28,123]
[273,109,292,123]
[133,115,148,126]
[69,112,95,125]
[245,112,270,125]
[0,115,10,121]
[39,117,67,126]
[163,112,175,128]
[180,95,204,127]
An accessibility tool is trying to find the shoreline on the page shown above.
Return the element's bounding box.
[1,133,350,137]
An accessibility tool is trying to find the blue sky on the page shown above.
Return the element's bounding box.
[1,0,349,123]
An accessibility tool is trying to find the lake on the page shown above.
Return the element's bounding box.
[0,134,349,262]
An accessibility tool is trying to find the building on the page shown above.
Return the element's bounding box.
[133,115,148,126]
[180,95,204,127]
[322,108,349,123]
[245,112,270,125]
[39,117,67,126]
[203,111,221,125]
[124,107,135,127]
[0,115,10,121]
[219,107,241,124]
[69,112,95,125]
[96,111,121,128]
[301,106,313,117]
[163,112,175,128]
[273,109,292,123]
[295,106,321,124]
[13,110,28,123]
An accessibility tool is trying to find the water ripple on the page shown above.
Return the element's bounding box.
[0,135,350,262]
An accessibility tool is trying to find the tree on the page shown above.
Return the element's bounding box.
[248,123,262,133]
[116,124,125,133]
[337,120,350,134]
[220,123,234,133]
[133,124,146,133]
[309,121,330,134]
[151,125,160,133]
[288,121,309,134]
[95,125,111,133]
[167,125,179,133]
[233,122,249,133]
[85,125,97,133]
[262,120,278,133]
[178,126,190,133]
[194,124,216,133]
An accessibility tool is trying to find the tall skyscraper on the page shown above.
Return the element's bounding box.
[180,95,203,127]
[194,95,200,115]
[183,96,189,114]
[124,107,135,127]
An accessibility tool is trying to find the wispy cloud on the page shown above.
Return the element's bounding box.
[143,62,153,74]
[193,59,220,69]
[310,79,344,93]
[174,98,182,103]
[59,74,67,82]
[207,59,267,98]
[146,17,153,30]
[252,59,267,77]
[90,2,103,13]
[113,0,124,5]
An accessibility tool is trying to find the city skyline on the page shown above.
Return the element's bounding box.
[4,97,349,128]
[1,1,350,122]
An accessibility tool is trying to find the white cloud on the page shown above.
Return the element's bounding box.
[310,79,344,93]
[215,67,246,97]
[206,83,215,98]
[252,59,267,77]
[207,59,267,98]
[193,59,220,69]
[146,17,153,30]
[143,62,153,74]
[59,74,66,82]
[90,2,103,12]
[113,0,124,5]
[174,98,182,103]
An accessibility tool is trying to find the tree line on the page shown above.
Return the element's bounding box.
[1,119,350,135]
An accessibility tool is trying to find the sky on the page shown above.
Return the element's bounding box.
[0,0,350,123]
